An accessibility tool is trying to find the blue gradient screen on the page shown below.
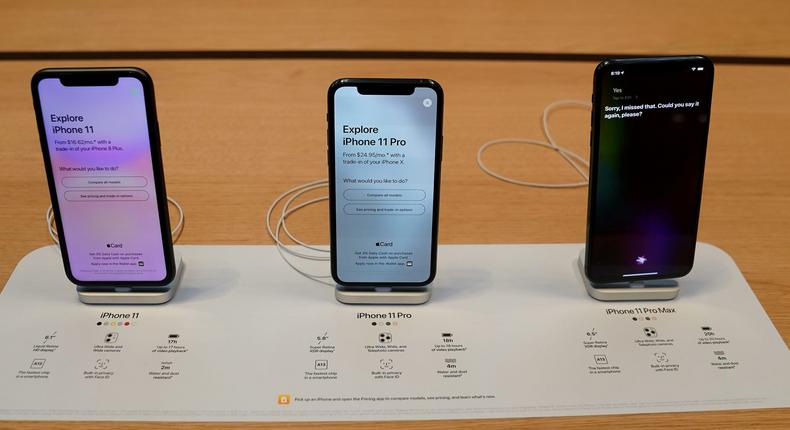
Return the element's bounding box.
[587,59,713,282]
[333,86,438,284]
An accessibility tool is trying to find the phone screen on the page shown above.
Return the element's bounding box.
[37,76,168,283]
[587,58,714,282]
[332,84,440,284]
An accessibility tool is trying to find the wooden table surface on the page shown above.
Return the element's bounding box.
[2,0,790,59]
[1,1,789,429]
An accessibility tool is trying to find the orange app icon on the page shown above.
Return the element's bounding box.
[277,394,291,405]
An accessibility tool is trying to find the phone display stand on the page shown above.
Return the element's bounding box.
[335,282,433,305]
[576,249,679,301]
[77,251,184,305]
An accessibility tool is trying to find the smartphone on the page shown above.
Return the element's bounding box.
[328,78,443,287]
[32,67,176,289]
[585,56,714,284]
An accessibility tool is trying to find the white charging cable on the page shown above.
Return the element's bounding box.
[45,196,185,245]
[264,179,333,286]
[477,99,592,188]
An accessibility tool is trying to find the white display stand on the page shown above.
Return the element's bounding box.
[1,243,789,422]
[77,252,184,305]
[577,250,680,301]
[335,283,432,304]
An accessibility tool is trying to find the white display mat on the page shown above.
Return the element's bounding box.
[1,243,788,422]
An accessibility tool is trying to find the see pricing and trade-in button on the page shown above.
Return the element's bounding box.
[343,203,425,215]
[64,190,149,202]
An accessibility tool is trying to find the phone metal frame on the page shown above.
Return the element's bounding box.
[584,56,714,285]
[31,67,176,291]
[327,78,443,295]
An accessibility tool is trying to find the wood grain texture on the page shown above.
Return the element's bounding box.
[0,59,788,428]
[1,1,789,58]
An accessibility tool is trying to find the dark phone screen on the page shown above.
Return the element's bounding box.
[587,58,714,282]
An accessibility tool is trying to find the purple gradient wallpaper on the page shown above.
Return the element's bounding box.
[39,77,166,282]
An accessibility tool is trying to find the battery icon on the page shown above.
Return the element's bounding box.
[168,334,180,339]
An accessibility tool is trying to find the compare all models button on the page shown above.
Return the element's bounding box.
[62,176,148,188]
[343,188,426,201]
[64,190,150,202]
[343,204,425,215]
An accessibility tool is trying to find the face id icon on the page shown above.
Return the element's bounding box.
[277,394,291,405]
[379,358,394,370]
[30,358,46,369]
[314,359,328,370]
[593,354,608,365]
[104,332,118,343]
[94,358,110,370]
[643,327,657,338]
[379,332,392,343]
